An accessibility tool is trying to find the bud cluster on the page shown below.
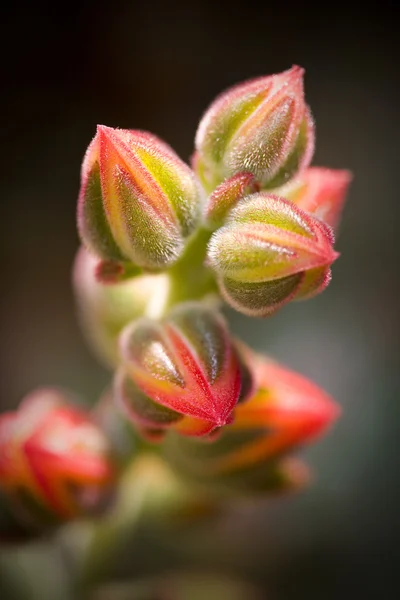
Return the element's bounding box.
[1,66,350,534]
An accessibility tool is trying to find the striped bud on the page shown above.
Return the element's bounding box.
[77,126,201,270]
[164,345,338,495]
[280,167,352,231]
[204,172,259,229]
[207,192,338,316]
[0,389,116,530]
[115,303,253,440]
[73,247,170,368]
[194,66,314,192]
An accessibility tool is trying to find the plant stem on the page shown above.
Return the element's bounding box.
[164,227,218,312]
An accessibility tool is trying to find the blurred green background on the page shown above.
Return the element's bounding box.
[1,1,398,598]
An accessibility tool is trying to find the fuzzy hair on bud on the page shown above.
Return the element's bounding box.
[194,66,314,192]
[77,127,201,270]
[207,192,338,316]
[0,389,116,527]
[204,172,260,229]
[115,303,253,440]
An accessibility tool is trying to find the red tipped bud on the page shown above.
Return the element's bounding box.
[282,167,352,231]
[115,303,252,439]
[222,346,340,472]
[204,172,260,229]
[207,193,338,316]
[77,127,201,270]
[0,389,116,529]
[194,66,314,192]
[164,345,338,494]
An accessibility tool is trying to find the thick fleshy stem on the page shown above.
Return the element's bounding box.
[157,227,218,316]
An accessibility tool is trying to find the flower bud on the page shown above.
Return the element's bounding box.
[204,172,259,229]
[194,66,314,192]
[281,167,352,231]
[163,345,338,494]
[73,247,171,368]
[0,388,116,529]
[115,302,253,439]
[77,126,201,270]
[207,193,338,316]
[216,345,340,473]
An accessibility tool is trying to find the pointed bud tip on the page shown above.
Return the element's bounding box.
[278,64,305,89]
[96,124,116,142]
[214,410,234,428]
[96,123,113,135]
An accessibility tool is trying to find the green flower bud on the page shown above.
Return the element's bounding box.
[194,66,314,192]
[207,193,338,316]
[77,126,202,270]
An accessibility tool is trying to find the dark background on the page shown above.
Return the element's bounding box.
[1,1,399,598]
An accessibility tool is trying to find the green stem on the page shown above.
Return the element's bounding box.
[77,453,219,594]
[164,227,218,311]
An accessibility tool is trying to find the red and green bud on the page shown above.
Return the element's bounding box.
[115,303,252,440]
[207,192,338,316]
[73,247,171,368]
[204,172,259,229]
[77,126,201,270]
[194,66,314,192]
[0,388,116,529]
[281,167,352,231]
[164,345,338,494]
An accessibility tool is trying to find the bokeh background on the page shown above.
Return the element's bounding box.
[1,1,399,598]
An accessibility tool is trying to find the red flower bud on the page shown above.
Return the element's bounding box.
[0,389,116,527]
[164,345,338,494]
[194,66,314,192]
[219,346,340,473]
[282,167,352,231]
[115,303,252,439]
[204,172,260,229]
[77,126,201,270]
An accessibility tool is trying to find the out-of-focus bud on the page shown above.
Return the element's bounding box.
[215,345,340,473]
[280,167,352,231]
[73,247,171,368]
[207,192,338,316]
[0,388,116,531]
[204,172,259,229]
[115,302,253,440]
[194,66,314,192]
[77,126,201,270]
[164,345,338,495]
